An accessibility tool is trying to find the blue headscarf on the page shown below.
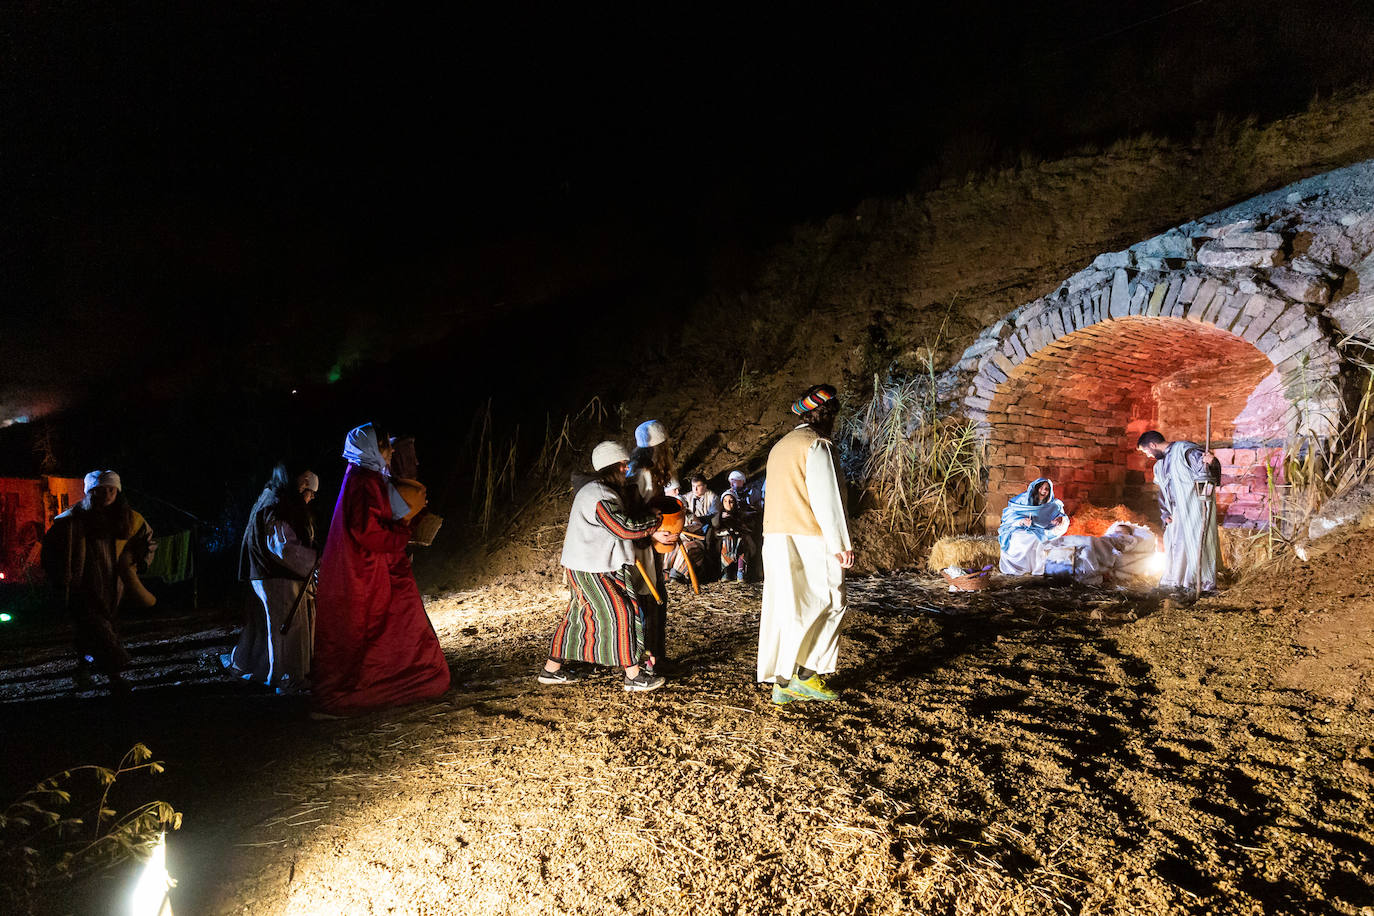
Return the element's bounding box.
[998,477,1067,550]
[342,424,412,520]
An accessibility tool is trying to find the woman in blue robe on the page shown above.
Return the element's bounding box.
[998,477,1070,575]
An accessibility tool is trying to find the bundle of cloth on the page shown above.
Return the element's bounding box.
[999,479,1156,585]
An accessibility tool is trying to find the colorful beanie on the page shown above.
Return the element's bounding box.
[791,384,837,416]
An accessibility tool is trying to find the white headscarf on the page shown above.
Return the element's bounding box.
[342,424,411,520]
[83,470,122,493]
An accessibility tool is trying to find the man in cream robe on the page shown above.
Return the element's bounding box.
[1138,430,1221,596]
[757,384,854,704]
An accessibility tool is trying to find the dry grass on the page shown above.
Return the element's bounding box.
[927,535,1000,574]
[842,356,986,566]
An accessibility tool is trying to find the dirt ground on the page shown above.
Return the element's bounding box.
[4,534,1373,916]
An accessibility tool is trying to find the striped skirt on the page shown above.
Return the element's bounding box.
[550,568,645,668]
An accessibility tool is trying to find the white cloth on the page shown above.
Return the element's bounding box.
[1155,441,1219,591]
[998,513,1069,575]
[342,424,410,519]
[756,433,851,683]
[757,535,847,683]
[560,480,639,573]
[999,528,1048,575]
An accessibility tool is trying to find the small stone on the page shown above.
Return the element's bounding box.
[1340,213,1363,227]
[1196,241,1281,269]
[1289,255,1342,281]
[1269,267,1331,304]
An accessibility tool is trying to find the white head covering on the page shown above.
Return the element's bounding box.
[296,471,320,493]
[342,424,389,473]
[592,441,631,472]
[83,470,122,493]
[342,424,410,519]
[728,470,746,485]
[634,420,667,448]
[663,478,681,495]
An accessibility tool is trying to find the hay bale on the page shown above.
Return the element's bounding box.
[927,535,1000,573]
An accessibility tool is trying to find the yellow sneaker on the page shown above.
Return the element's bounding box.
[787,674,838,701]
[771,683,795,705]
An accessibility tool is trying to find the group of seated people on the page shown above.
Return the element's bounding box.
[997,477,1156,585]
[662,470,764,583]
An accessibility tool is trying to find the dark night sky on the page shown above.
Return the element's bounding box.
[2,1,1373,426]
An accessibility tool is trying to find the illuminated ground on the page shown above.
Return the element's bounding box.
[3,553,1373,915]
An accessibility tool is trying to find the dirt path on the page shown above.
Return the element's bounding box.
[4,576,1372,915]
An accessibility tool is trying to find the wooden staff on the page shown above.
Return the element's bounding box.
[1195,405,1213,603]
[634,558,663,604]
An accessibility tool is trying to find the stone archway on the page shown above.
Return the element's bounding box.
[952,269,1343,531]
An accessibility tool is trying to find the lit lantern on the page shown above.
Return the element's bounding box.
[128,832,174,915]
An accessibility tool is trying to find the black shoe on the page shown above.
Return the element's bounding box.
[669,572,689,585]
[623,670,666,692]
[537,665,581,685]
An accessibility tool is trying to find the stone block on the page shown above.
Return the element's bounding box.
[1161,277,1184,316]
[1214,296,1243,332]
[961,337,999,360]
[1214,219,1258,237]
[1185,279,1220,322]
[1242,299,1288,344]
[1269,325,1325,366]
[1129,283,1147,315]
[1049,309,1065,338]
[1002,336,1022,364]
[1146,282,1168,316]
[1269,267,1332,304]
[1172,275,1202,317]
[1218,230,1285,249]
[1289,255,1343,281]
[1109,268,1131,318]
[1196,241,1281,269]
[1200,288,1230,325]
[1019,301,1047,324]
[1092,250,1131,270]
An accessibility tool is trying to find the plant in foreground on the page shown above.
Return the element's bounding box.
[0,744,182,914]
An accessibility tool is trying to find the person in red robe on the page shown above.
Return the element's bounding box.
[311,423,450,717]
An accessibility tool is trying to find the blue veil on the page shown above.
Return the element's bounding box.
[998,477,1067,550]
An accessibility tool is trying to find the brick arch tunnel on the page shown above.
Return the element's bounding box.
[957,272,1344,534]
[983,317,1286,529]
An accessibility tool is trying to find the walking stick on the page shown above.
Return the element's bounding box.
[634,558,663,604]
[678,530,704,595]
[279,557,320,636]
[1194,405,1213,603]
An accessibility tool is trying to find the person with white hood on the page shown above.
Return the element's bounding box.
[41,470,155,693]
[757,385,853,705]
[540,441,672,692]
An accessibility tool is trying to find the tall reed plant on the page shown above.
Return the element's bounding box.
[841,355,986,561]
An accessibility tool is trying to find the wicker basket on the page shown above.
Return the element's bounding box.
[409,511,444,547]
[940,568,992,591]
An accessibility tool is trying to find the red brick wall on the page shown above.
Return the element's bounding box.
[983,317,1283,530]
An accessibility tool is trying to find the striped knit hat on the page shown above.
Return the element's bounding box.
[791,384,837,416]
